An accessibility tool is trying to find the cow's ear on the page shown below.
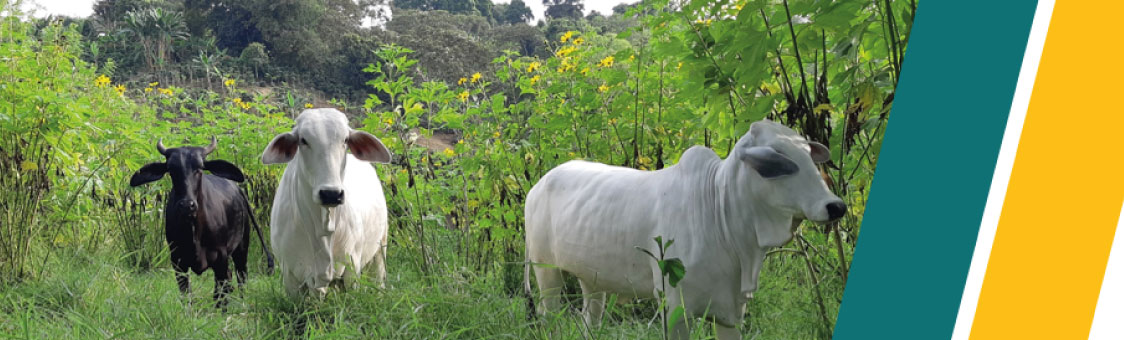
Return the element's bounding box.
[739,146,799,178]
[347,130,392,163]
[130,162,167,187]
[808,142,830,163]
[262,132,299,164]
[204,160,245,183]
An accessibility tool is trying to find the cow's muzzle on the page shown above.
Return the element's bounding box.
[178,200,198,216]
[318,188,344,207]
[826,201,847,220]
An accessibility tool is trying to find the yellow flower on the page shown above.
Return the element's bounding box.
[458,77,467,85]
[560,31,575,43]
[677,61,683,70]
[457,90,469,102]
[443,148,455,157]
[158,88,173,96]
[628,55,636,63]
[305,103,314,108]
[114,84,126,96]
[526,61,540,73]
[556,58,576,73]
[555,46,577,58]
[529,75,540,85]
[383,117,394,126]
[609,118,618,125]
[597,56,615,68]
[148,81,159,87]
[223,78,235,87]
[567,152,575,158]
[471,72,482,83]
[144,87,153,93]
[94,74,111,88]
[580,67,590,76]
[458,139,465,144]
[239,102,251,110]
[598,83,610,93]
[492,131,501,138]
[232,97,243,104]
[572,37,584,45]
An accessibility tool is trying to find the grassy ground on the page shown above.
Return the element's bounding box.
[0,230,843,339]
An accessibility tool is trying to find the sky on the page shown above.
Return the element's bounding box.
[18,0,639,22]
[20,0,95,18]
[493,0,639,22]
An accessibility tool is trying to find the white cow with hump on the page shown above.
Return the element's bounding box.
[262,108,393,297]
[524,120,846,339]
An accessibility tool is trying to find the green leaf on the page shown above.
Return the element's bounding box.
[662,258,686,287]
[668,306,686,328]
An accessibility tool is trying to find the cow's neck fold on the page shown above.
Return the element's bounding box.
[713,155,794,293]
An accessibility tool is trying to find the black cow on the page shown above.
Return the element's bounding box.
[129,137,274,307]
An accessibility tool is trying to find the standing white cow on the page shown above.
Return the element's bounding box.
[524,120,845,339]
[262,108,393,297]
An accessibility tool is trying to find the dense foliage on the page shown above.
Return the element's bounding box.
[0,0,913,338]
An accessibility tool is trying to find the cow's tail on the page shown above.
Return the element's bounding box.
[524,257,536,321]
[242,190,275,274]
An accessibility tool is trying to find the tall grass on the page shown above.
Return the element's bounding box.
[0,231,844,338]
[0,133,54,282]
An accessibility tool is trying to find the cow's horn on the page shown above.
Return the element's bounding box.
[156,138,168,156]
[203,136,217,156]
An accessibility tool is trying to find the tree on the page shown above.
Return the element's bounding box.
[182,0,262,54]
[500,0,533,24]
[240,42,270,79]
[612,3,635,15]
[488,23,546,57]
[121,8,189,78]
[543,0,582,20]
[387,10,494,83]
[88,0,180,73]
[393,0,493,17]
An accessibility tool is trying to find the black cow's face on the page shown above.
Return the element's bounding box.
[130,137,245,217]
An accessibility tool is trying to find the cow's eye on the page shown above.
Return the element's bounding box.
[300,138,308,146]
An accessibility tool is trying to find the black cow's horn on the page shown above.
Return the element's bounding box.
[157,138,168,156]
[203,136,217,156]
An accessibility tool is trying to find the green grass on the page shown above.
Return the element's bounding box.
[0,230,844,339]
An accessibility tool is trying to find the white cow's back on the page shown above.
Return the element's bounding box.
[527,160,661,295]
[526,149,728,297]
